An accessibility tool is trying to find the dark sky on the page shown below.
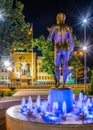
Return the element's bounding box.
[20,0,93,37]
[20,0,93,67]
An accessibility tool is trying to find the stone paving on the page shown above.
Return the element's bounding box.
[13,89,49,97]
[0,89,50,130]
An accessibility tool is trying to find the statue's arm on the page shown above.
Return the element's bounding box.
[47,26,55,42]
[69,27,74,52]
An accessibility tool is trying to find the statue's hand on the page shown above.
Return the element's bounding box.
[47,27,51,32]
[69,51,74,58]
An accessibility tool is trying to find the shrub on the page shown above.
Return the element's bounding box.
[9,87,16,91]
[0,91,4,97]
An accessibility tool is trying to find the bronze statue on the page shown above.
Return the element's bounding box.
[48,13,74,88]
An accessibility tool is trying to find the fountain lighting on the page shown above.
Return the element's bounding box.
[19,92,93,124]
[6,90,93,130]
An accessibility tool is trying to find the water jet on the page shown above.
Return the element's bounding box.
[6,90,93,130]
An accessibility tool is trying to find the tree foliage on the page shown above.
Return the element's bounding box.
[0,0,32,56]
[69,55,84,83]
[89,68,93,95]
[33,35,55,78]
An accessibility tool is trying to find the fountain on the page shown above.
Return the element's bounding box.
[5,12,93,130]
[6,90,93,130]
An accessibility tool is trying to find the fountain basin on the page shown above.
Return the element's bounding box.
[6,105,93,130]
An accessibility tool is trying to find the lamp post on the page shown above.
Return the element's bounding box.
[4,60,12,87]
[0,11,5,57]
[83,46,87,93]
[19,57,22,87]
[83,18,87,93]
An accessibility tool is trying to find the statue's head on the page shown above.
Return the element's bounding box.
[56,13,66,24]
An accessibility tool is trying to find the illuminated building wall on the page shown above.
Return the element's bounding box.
[10,52,54,86]
[9,52,75,87]
[10,52,36,86]
[0,69,10,86]
[36,56,54,84]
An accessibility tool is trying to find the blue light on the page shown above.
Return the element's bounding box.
[49,89,73,113]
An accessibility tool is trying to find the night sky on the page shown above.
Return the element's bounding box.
[20,0,93,67]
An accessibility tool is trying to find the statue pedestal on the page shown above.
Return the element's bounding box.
[49,89,73,113]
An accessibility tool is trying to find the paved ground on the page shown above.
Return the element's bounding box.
[13,89,49,98]
[0,89,50,130]
[0,88,51,101]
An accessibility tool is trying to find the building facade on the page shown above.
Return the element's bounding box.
[10,52,54,87]
[36,56,54,84]
[0,52,75,87]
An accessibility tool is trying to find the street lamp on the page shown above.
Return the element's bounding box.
[4,60,12,87]
[83,19,87,24]
[19,57,22,87]
[83,45,87,93]
[83,18,87,93]
[0,11,5,56]
[4,60,10,67]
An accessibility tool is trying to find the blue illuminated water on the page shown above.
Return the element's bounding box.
[20,90,93,124]
[49,90,73,113]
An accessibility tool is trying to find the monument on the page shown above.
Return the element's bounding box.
[47,12,74,112]
[48,12,74,88]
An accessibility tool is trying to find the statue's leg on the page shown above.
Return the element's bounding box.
[62,52,70,88]
[55,66,60,88]
[55,51,61,88]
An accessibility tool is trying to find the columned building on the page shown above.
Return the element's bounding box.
[0,52,74,87]
[10,52,54,87]
[36,56,54,84]
[10,52,36,86]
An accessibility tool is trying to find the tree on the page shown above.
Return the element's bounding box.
[68,35,85,83]
[69,55,84,83]
[89,68,93,95]
[0,0,32,57]
[33,35,55,79]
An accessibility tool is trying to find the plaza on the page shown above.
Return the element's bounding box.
[0,0,93,130]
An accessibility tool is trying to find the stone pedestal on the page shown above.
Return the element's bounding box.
[49,89,73,112]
